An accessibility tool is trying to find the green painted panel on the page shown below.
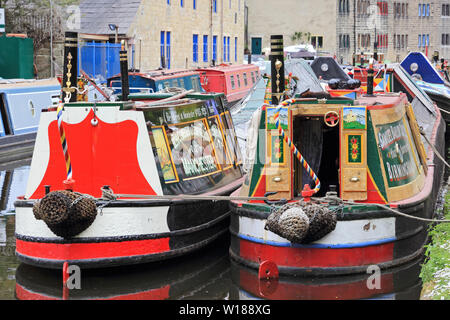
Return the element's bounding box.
[376,118,419,188]
[367,112,388,200]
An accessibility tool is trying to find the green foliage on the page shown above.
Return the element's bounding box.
[420,190,450,300]
[291,31,311,44]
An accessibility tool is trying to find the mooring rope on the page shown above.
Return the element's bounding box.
[419,129,450,169]
[56,103,73,180]
[272,99,321,194]
[312,196,450,223]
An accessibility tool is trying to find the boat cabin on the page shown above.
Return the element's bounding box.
[241,92,431,204]
[196,64,261,106]
[107,69,204,95]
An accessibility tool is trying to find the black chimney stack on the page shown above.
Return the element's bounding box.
[62,31,78,103]
[366,63,374,96]
[270,35,285,105]
[120,41,130,101]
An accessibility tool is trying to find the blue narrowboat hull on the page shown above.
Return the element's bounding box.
[0,79,60,163]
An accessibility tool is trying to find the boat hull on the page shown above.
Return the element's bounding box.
[15,196,233,269]
[229,200,429,276]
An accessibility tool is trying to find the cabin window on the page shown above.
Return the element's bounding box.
[192,77,201,92]
[164,81,170,88]
[179,78,185,89]
[243,73,248,86]
[230,75,236,89]
[236,74,241,87]
[251,71,255,84]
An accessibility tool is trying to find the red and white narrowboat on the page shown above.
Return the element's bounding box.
[14,34,245,269]
[197,64,261,109]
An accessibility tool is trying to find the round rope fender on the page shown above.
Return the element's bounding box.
[33,191,98,239]
[265,201,337,244]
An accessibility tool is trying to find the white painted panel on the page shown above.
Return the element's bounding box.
[238,216,396,246]
[15,205,170,239]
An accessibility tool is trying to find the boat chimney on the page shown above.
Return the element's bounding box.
[270,35,285,105]
[366,63,374,96]
[120,40,130,101]
[61,31,78,103]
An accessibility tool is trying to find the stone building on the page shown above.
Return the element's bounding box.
[79,0,245,71]
[336,0,450,64]
[245,0,338,56]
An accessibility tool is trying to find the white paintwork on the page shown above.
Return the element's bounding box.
[25,112,54,199]
[25,107,163,198]
[15,205,170,239]
[238,216,396,246]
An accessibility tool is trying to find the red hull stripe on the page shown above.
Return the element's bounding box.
[239,269,394,300]
[16,238,171,261]
[239,238,394,268]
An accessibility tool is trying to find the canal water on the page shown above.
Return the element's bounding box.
[0,83,447,300]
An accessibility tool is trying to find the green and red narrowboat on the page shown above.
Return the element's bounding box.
[13,33,245,269]
[229,82,446,276]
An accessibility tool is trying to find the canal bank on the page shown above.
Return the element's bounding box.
[420,171,450,299]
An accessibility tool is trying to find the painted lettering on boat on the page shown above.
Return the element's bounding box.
[376,119,419,188]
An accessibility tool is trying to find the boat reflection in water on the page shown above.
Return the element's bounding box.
[229,257,424,300]
[15,234,232,300]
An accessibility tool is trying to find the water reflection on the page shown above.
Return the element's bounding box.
[15,234,232,300]
[229,258,424,300]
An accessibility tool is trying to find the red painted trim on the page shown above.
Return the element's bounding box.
[239,238,394,268]
[239,268,393,300]
[16,238,171,261]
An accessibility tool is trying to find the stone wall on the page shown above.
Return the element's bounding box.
[127,0,245,71]
[337,0,450,64]
[245,0,337,56]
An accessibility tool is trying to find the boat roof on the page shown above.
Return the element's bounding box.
[392,64,437,116]
[400,52,445,85]
[285,59,325,94]
[310,57,351,81]
[196,64,260,74]
[108,69,200,81]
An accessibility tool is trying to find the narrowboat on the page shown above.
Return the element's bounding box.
[15,233,230,300]
[107,69,204,96]
[228,42,446,277]
[196,64,261,109]
[0,79,60,163]
[14,33,244,269]
[400,52,450,123]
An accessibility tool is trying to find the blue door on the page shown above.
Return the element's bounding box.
[251,37,262,55]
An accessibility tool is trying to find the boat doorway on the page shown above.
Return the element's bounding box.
[292,115,340,198]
